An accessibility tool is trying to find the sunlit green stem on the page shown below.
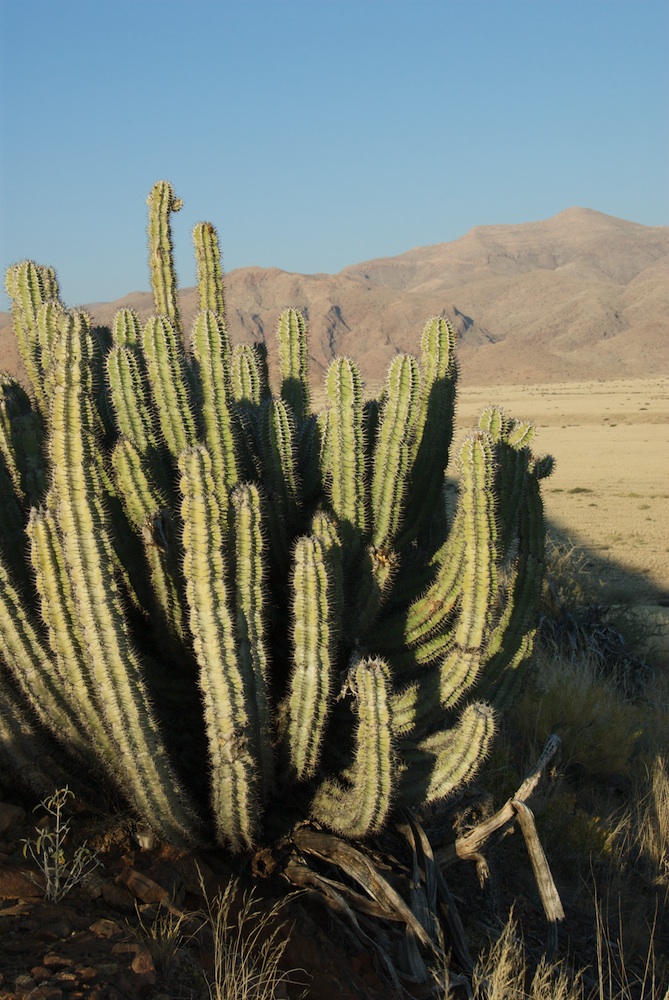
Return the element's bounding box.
[146,180,183,332]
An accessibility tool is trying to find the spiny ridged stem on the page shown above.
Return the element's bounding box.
[260,399,300,558]
[400,702,495,807]
[370,353,421,549]
[478,472,546,709]
[193,222,226,316]
[107,345,159,456]
[28,507,119,771]
[325,356,367,554]
[111,438,186,643]
[230,343,263,406]
[143,316,197,459]
[310,510,344,626]
[5,260,59,415]
[179,445,258,851]
[0,454,31,593]
[192,309,237,520]
[146,180,183,332]
[36,300,64,405]
[232,483,274,798]
[0,375,32,498]
[50,310,198,845]
[277,308,310,424]
[399,318,457,547]
[286,535,336,780]
[310,657,395,837]
[112,307,143,348]
[351,544,398,642]
[437,434,498,709]
[0,549,93,766]
[0,675,82,798]
[404,516,466,648]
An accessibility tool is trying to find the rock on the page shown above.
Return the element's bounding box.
[130,946,156,985]
[36,918,73,940]
[94,963,120,977]
[4,936,38,954]
[42,954,74,969]
[100,878,135,913]
[74,966,97,981]
[0,802,25,835]
[0,865,43,898]
[0,901,30,918]
[52,970,78,987]
[116,866,170,905]
[89,917,124,938]
[110,942,141,956]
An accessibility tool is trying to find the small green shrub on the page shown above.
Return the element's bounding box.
[21,786,101,902]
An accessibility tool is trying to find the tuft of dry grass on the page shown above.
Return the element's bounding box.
[638,756,669,887]
[130,903,206,998]
[511,647,643,788]
[471,914,578,999]
[443,905,664,1000]
[198,873,303,1000]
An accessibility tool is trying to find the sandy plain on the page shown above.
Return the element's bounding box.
[453,376,669,658]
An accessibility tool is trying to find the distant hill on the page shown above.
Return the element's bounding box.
[2,207,667,387]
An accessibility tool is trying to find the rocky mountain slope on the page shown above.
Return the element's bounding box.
[2,207,667,386]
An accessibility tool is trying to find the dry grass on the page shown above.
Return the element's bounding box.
[637,757,669,887]
[128,876,304,1000]
[131,903,206,998]
[457,905,664,1000]
[198,874,303,1000]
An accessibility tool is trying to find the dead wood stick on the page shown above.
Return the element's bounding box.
[512,798,565,960]
[435,733,560,868]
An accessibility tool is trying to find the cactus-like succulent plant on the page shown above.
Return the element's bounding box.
[0,182,552,851]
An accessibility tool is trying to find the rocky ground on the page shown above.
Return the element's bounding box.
[0,795,399,1000]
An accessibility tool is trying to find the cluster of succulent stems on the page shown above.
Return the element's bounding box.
[0,182,553,852]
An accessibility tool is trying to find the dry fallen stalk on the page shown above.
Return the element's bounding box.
[436,733,564,958]
[511,797,565,960]
[435,733,561,868]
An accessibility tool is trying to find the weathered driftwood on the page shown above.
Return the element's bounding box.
[436,733,564,958]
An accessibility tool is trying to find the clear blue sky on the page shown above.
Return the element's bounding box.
[1,0,667,310]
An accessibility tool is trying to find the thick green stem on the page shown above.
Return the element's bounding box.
[27,506,119,772]
[325,356,368,557]
[192,309,238,520]
[399,317,457,547]
[179,445,258,850]
[437,434,498,708]
[232,483,274,798]
[0,549,94,766]
[49,310,198,845]
[146,180,183,332]
[311,657,395,837]
[143,316,198,459]
[193,221,226,317]
[400,702,495,807]
[5,260,59,415]
[285,534,337,780]
[111,438,186,644]
[370,354,421,549]
[278,308,310,424]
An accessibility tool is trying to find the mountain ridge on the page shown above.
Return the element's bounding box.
[1,207,667,386]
